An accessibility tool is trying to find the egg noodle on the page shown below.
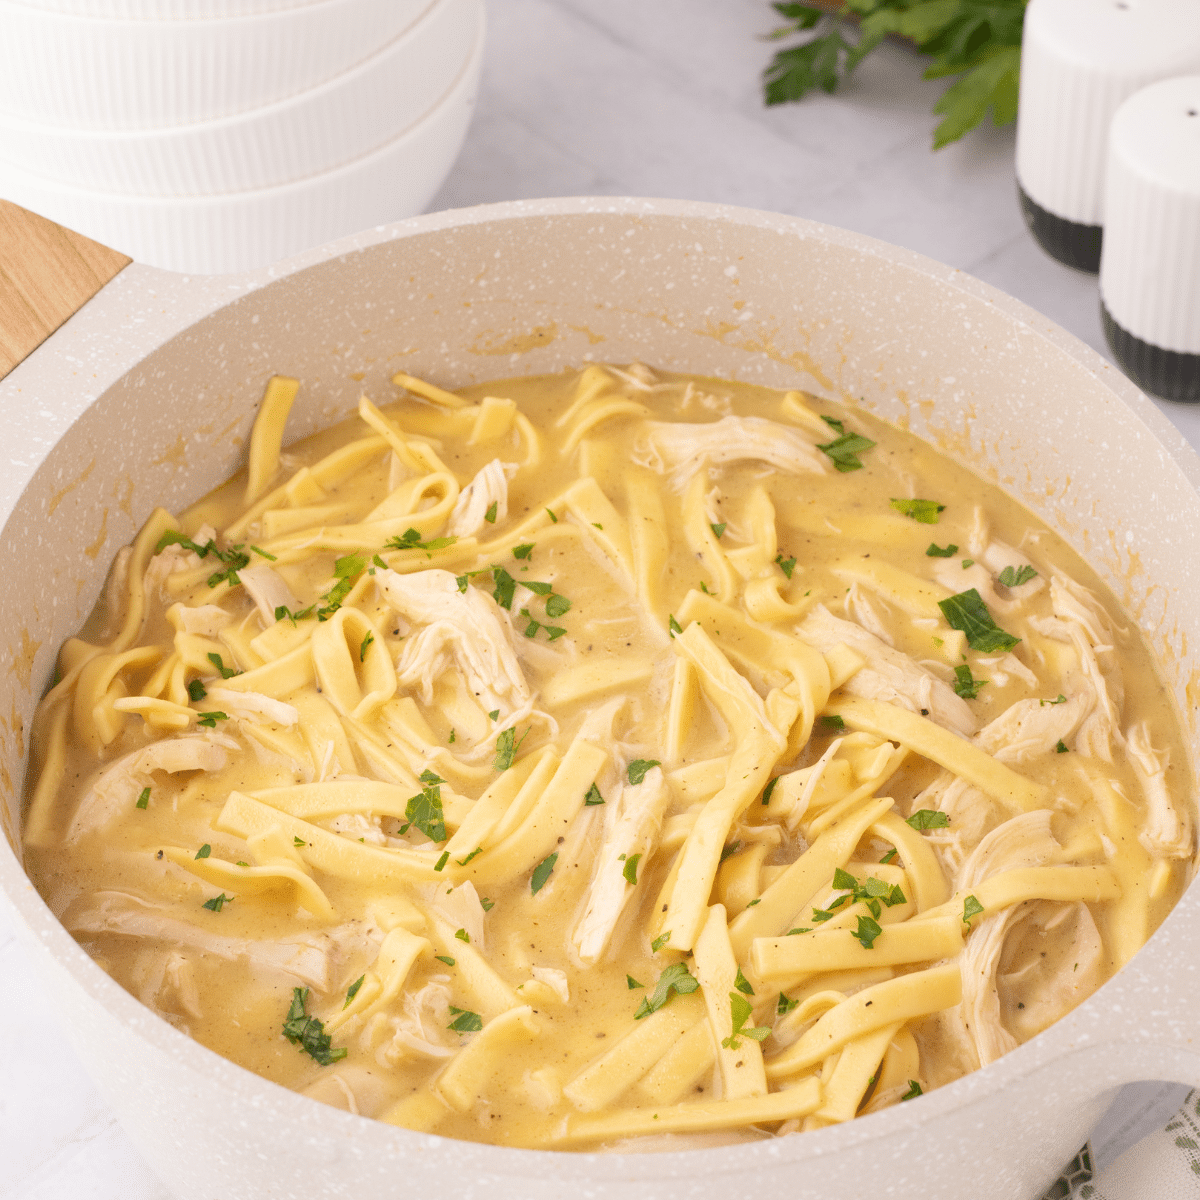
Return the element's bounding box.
[23,364,1194,1149]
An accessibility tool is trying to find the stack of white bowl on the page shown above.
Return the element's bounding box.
[0,0,484,273]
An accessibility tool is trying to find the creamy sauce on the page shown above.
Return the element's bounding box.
[23,365,1194,1149]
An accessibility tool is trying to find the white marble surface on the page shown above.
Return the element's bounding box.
[1,1,1196,1196]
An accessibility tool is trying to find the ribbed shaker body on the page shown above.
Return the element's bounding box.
[1015,0,1200,272]
[1100,76,1200,402]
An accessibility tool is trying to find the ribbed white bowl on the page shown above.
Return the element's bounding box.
[0,0,480,196]
[0,19,483,274]
[0,0,435,130]
[12,0,327,17]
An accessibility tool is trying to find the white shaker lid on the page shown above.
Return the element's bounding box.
[1100,75,1200,399]
[1015,0,1200,262]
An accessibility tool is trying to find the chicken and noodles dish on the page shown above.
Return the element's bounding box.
[23,364,1195,1148]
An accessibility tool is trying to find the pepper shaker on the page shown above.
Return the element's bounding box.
[1015,0,1200,272]
[1101,76,1200,402]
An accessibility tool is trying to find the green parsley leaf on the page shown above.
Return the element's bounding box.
[634,962,700,1019]
[962,894,985,926]
[197,711,228,727]
[479,897,495,912]
[283,987,347,1064]
[998,564,1038,588]
[447,1006,483,1033]
[651,930,671,953]
[383,530,457,557]
[722,991,771,1048]
[962,559,975,568]
[720,841,741,864]
[484,501,498,524]
[202,893,231,912]
[435,955,456,967]
[811,907,835,923]
[519,607,541,638]
[206,652,239,679]
[627,975,644,990]
[852,914,883,949]
[195,843,212,859]
[359,631,374,661]
[901,1080,923,1101]
[187,679,207,702]
[454,928,470,943]
[524,581,553,595]
[434,851,450,871]
[456,847,483,865]
[448,729,456,744]
[747,898,761,906]
[627,759,660,786]
[817,431,875,472]
[734,967,755,996]
[890,498,945,524]
[136,787,150,810]
[711,522,727,539]
[344,976,365,1008]
[778,991,800,1016]
[403,780,446,844]
[293,835,307,848]
[820,714,845,731]
[1042,694,1067,706]
[762,777,779,806]
[880,847,897,864]
[493,725,530,771]
[544,625,567,641]
[584,783,604,806]
[953,663,986,699]
[373,554,387,569]
[546,508,558,523]
[926,542,959,557]
[488,709,500,721]
[491,566,516,609]
[1056,739,1069,753]
[938,588,1020,652]
[668,614,682,638]
[820,414,845,434]
[775,552,797,578]
[832,866,857,891]
[512,543,534,560]
[544,593,571,619]
[251,545,276,560]
[787,927,812,936]
[906,809,951,830]
[622,853,642,886]
[531,852,558,894]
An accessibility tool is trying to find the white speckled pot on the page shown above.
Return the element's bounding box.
[1,198,1199,1200]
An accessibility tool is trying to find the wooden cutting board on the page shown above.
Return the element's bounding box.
[0,199,130,381]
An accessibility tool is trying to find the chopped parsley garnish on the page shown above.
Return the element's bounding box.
[512,543,534,559]
[721,992,771,1048]
[434,851,450,871]
[197,711,228,727]
[734,967,755,996]
[824,867,906,922]
[136,787,150,809]
[634,962,699,1019]
[584,783,604,806]
[953,663,986,699]
[544,593,571,619]
[448,729,456,744]
[998,564,1038,588]
[852,914,883,949]
[195,843,212,859]
[484,501,498,524]
[435,955,456,967]
[962,559,974,568]
[668,614,682,637]
[454,928,470,943]
[251,545,276,560]
[456,847,483,865]
[1041,694,1067,706]
[447,1006,483,1033]
[774,552,797,578]
[820,714,845,731]
[491,566,517,609]
[206,652,239,679]
[627,975,644,990]
[890,498,945,523]
[518,607,567,642]
[817,431,875,473]
[187,679,207,702]
[901,1080,923,1101]
[359,631,374,661]
[293,835,307,848]
[344,976,365,1008]
[762,777,779,806]
[493,726,530,771]
[778,992,799,1016]
[372,554,387,569]
[531,851,558,894]
[651,930,671,953]
[821,415,844,433]
[524,580,553,595]
[747,898,760,906]
[400,773,446,843]
[906,809,950,830]
[283,987,346,1064]
[622,853,641,885]
[719,841,741,864]
[202,893,232,912]
[479,897,495,911]
[154,531,251,588]
[711,522,727,539]
[938,588,1020,652]
[488,709,500,721]
[384,529,458,557]
[546,508,557,523]
[1056,739,1069,753]
[962,894,985,926]
[880,847,898,864]
[627,759,660,786]
[926,542,959,557]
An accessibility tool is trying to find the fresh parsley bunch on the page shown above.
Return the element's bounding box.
[762,0,1026,148]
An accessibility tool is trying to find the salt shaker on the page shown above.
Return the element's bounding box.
[1015,0,1200,273]
[1100,76,1200,402]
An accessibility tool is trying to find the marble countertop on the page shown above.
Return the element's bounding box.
[2,1,1196,1196]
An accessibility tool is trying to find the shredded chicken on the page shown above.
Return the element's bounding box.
[974,692,1091,764]
[447,459,518,537]
[239,563,301,626]
[1127,721,1193,857]
[203,687,299,728]
[798,605,977,736]
[169,603,234,638]
[431,880,488,951]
